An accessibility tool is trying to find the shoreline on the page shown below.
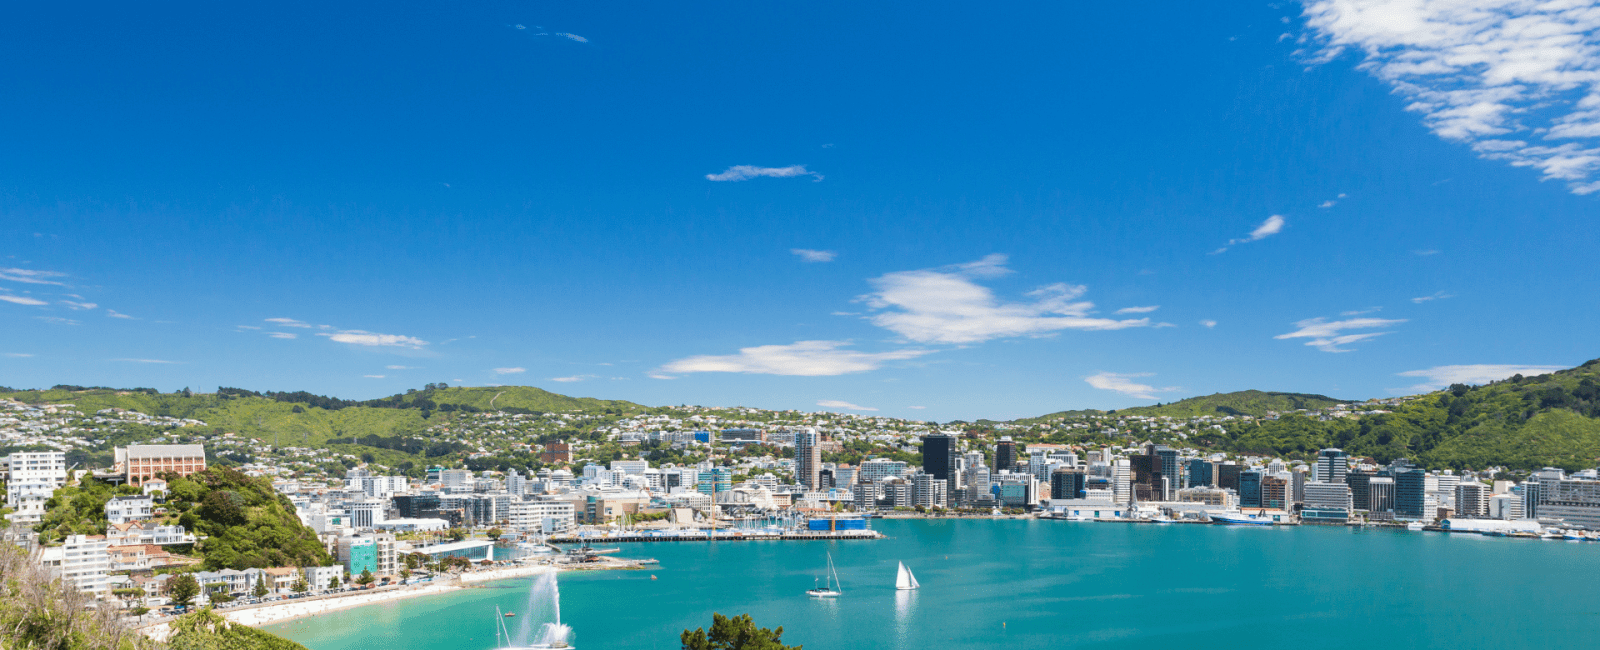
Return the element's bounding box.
[138,565,559,641]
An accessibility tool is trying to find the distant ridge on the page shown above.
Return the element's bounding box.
[1018,390,1348,423]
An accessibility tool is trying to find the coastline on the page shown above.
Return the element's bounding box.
[138,565,558,641]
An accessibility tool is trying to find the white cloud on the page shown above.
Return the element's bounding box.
[859,254,1149,344]
[1214,215,1286,253]
[1085,372,1178,400]
[36,316,79,325]
[1397,363,1565,392]
[1319,200,1337,208]
[660,340,931,376]
[111,358,177,364]
[1413,249,1441,256]
[556,32,588,43]
[648,373,678,380]
[364,375,386,379]
[1302,0,1600,194]
[1199,319,1217,328]
[237,325,261,330]
[0,268,67,285]
[266,317,312,328]
[0,295,48,306]
[269,332,297,339]
[791,249,837,262]
[493,367,527,375]
[60,300,97,310]
[816,400,878,412]
[1412,291,1455,303]
[386,365,416,370]
[551,374,597,382]
[1275,316,1407,352]
[106,310,134,319]
[706,165,823,182]
[5,353,34,358]
[1115,305,1160,314]
[1341,307,1382,316]
[907,405,926,409]
[317,330,428,349]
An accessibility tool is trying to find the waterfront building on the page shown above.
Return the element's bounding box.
[1455,482,1490,518]
[1218,463,1242,491]
[1155,446,1179,497]
[1537,478,1600,530]
[1175,487,1231,506]
[337,532,398,577]
[4,451,68,525]
[1051,467,1087,500]
[795,428,822,491]
[996,437,1019,473]
[1523,467,1566,519]
[1112,459,1131,506]
[922,433,960,484]
[1346,470,1374,511]
[1239,470,1263,508]
[1261,475,1288,509]
[1302,481,1353,523]
[911,472,948,509]
[115,445,206,486]
[1433,473,1462,509]
[508,498,575,533]
[1315,449,1348,485]
[1369,477,1396,517]
[1392,461,1427,520]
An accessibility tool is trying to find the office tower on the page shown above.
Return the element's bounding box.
[794,428,822,491]
[1346,470,1374,511]
[1051,467,1087,500]
[922,433,960,483]
[1391,460,1426,520]
[1316,449,1349,486]
[1456,482,1490,518]
[1260,476,1288,509]
[1186,459,1214,488]
[1523,467,1566,519]
[1154,446,1179,497]
[1239,470,1263,508]
[1536,477,1600,529]
[1218,463,1242,491]
[1369,476,1396,514]
[911,472,948,508]
[995,438,1019,473]
[1112,459,1131,505]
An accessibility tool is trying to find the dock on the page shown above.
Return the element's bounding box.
[547,530,883,543]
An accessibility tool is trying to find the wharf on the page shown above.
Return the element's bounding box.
[548,530,883,543]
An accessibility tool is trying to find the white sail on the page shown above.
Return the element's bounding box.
[895,562,918,590]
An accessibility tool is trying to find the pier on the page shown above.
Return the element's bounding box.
[547,529,883,543]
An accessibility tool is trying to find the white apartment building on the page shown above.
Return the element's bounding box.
[349,497,386,529]
[39,535,111,595]
[1455,482,1490,518]
[4,451,68,526]
[105,495,155,525]
[508,499,576,534]
[858,458,908,485]
[610,460,649,475]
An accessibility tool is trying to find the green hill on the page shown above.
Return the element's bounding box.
[1116,390,1350,418]
[422,385,642,413]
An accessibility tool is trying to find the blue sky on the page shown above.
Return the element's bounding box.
[2,1,1597,421]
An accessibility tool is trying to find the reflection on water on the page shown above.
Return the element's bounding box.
[893,588,917,649]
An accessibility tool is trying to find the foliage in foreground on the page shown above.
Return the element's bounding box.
[166,609,310,650]
[164,467,332,570]
[0,544,150,650]
[681,613,799,650]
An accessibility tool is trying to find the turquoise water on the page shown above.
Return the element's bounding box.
[267,520,1600,649]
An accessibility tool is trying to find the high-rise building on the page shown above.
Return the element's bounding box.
[794,428,822,491]
[911,472,948,509]
[1455,482,1489,518]
[1391,460,1427,520]
[1185,459,1214,488]
[1523,467,1566,519]
[4,451,68,526]
[995,438,1019,473]
[1316,449,1349,485]
[1261,476,1288,509]
[1154,446,1179,497]
[1537,478,1600,530]
[1369,477,1396,515]
[1218,463,1243,491]
[1239,470,1263,508]
[860,458,909,484]
[1302,482,1354,523]
[1346,470,1374,511]
[1050,467,1087,500]
[922,433,960,483]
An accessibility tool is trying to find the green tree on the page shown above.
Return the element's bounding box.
[253,578,270,598]
[292,578,309,594]
[169,574,200,608]
[681,613,799,650]
[328,575,341,590]
[399,569,412,582]
[486,528,503,540]
[446,528,466,542]
[355,569,375,586]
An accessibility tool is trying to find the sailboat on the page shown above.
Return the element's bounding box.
[806,552,843,598]
[894,562,920,591]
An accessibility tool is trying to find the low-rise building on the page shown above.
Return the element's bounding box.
[105,495,155,525]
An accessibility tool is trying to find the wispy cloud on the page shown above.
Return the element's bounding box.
[363,374,386,379]
[318,330,428,349]
[237,325,261,330]
[817,400,878,412]
[5,353,34,358]
[1275,316,1407,352]
[706,165,823,182]
[551,374,597,383]
[1085,372,1178,400]
[0,295,48,306]
[269,332,297,339]
[1303,0,1600,194]
[791,249,837,263]
[1318,193,1347,209]
[493,367,527,375]
[858,254,1148,344]
[60,300,97,310]
[1340,307,1382,316]
[660,340,931,376]
[1199,319,1218,328]
[266,317,312,328]
[1397,363,1566,393]
[1114,305,1160,315]
[111,358,177,364]
[1213,215,1285,254]
[556,32,588,43]
[1413,249,1441,256]
[386,365,416,370]
[106,310,134,319]
[1412,291,1455,304]
[36,316,79,325]
[0,268,67,286]
[907,405,926,410]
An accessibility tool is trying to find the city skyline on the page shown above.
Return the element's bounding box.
[3,2,1598,421]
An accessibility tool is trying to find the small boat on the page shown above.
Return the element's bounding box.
[650,575,657,580]
[1406,522,1426,531]
[806,553,843,598]
[504,612,516,617]
[1210,513,1273,526]
[894,562,919,591]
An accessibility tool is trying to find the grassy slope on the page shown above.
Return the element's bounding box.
[422,385,645,412]
[1114,390,1350,417]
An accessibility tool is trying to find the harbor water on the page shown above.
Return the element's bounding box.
[267,519,1600,649]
